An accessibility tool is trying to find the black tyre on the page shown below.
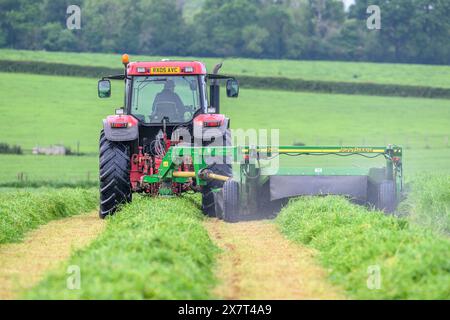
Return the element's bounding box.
[201,188,216,217]
[201,129,232,217]
[375,180,396,213]
[99,130,132,219]
[222,180,240,223]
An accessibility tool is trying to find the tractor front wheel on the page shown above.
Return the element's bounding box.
[99,130,132,219]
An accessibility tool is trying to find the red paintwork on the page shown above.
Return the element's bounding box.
[127,61,207,76]
[129,134,181,194]
[130,141,194,195]
[106,115,138,127]
[193,114,225,127]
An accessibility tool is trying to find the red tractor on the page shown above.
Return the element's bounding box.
[97,54,239,219]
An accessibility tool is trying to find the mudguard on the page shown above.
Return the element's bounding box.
[102,115,139,142]
[193,114,230,145]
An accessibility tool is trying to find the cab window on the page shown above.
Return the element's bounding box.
[130,76,201,124]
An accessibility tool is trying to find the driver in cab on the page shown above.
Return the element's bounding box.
[152,80,185,122]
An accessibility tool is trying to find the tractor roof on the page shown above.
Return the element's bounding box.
[127,60,207,76]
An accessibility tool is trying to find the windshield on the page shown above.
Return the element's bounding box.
[130,76,201,123]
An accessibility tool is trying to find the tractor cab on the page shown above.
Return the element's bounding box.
[98,56,238,145]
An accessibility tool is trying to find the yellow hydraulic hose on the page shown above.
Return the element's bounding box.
[172,171,230,182]
[172,171,196,178]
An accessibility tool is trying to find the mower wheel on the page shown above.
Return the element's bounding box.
[375,180,396,213]
[99,130,132,219]
[201,188,217,217]
[201,129,233,218]
[222,180,240,223]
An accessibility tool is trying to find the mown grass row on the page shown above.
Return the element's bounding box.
[277,196,450,299]
[0,188,98,244]
[25,195,218,299]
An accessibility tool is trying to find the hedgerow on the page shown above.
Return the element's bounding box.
[2,60,449,99]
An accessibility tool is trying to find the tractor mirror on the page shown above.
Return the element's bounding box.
[226,79,239,98]
[98,80,111,98]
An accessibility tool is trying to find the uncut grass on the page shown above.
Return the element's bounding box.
[25,195,218,300]
[399,174,450,235]
[2,49,450,88]
[0,188,98,244]
[277,196,450,299]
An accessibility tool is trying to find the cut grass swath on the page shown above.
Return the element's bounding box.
[277,196,450,299]
[25,195,218,300]
[0,188,98,244]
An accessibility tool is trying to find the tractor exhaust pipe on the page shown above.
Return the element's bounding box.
[210,62,223,114]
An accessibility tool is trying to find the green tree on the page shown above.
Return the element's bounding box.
[139,0,187,55]
[351,0,450,64]
[0,0,43,49]
[189,0,260,56]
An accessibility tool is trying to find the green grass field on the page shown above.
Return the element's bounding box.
[1,54,449,300]
[2,49,450,88]
[0,72,449,183]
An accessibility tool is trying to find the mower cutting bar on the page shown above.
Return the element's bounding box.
[241,146,397,156]
[144,145,402,184]
[172,145,401,157]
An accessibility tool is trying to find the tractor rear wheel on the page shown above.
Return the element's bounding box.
[222,180,240,223]
[375,180,396,213]
[99,130,132,219]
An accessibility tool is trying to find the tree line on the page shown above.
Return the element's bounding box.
[0,0,449,65]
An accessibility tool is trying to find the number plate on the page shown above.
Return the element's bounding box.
[150,67,181,74]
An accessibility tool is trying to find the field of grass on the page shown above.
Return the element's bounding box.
[0,188,97,244]
[25,195,218,299]
[277,196,450,299]
[0,154,98,183]
[2,49,450,88]
[1,72,449,184]
[1,50,449,300]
